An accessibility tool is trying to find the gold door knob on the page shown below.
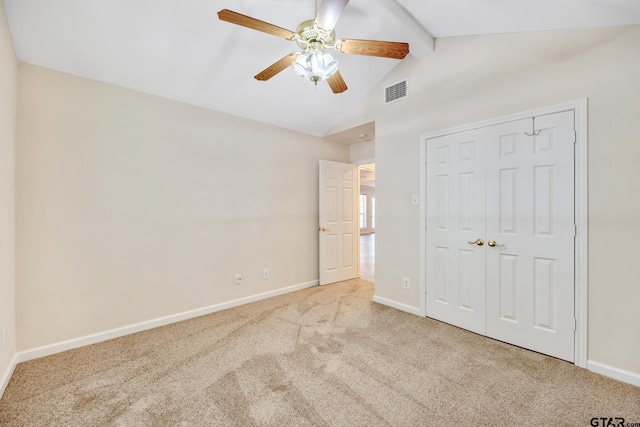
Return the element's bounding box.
[318,227,330,232]
[467,238,484,246]
[487,240,504,247]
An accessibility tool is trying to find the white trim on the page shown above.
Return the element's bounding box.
[0,354,18,398]
[574,99,589,369]
[373,295,421,316]
[419,99,588,368]
[419,139,427,317]
[587,361,640,388]
[352,158,375,166]
[16,280,318,363]
[420,99,587,141]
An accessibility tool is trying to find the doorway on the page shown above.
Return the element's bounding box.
[317,160,375,285]
[359,163,375,281]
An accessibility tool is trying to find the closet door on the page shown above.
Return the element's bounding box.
[485,111,575,362]
[425,111,576,362]
[426,129,487,335]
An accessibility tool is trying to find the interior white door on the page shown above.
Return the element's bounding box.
[425,111,575,362]
[485,111,575,362]
[425,128,487,334]
[319,160,359,286]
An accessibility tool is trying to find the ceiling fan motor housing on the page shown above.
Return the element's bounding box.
[295,19,336,51]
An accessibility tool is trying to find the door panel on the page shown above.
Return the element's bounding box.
[319,160,359,285]
[485,112,575,362]
[426,130,486,334]
[533,257,554,330]
[498,253,518,322]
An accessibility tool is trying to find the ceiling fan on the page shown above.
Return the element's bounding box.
[217,0,410,94]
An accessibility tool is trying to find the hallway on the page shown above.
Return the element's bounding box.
[360,233,374,281]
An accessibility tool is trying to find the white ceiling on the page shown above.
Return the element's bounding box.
[5,0,640,140]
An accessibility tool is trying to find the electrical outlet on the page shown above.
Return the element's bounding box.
[262,268,270,280]
[402,277,410,290]
[234,273,242,285]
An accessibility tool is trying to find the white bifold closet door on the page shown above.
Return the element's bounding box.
[426,111,576,362]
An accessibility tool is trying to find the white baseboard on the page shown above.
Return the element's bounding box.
[17,280,318,364]
[11,283,639,394]
[372,298,640,388]
[373,295,422,316]
[0,354,18,399]
[587,360,640,388]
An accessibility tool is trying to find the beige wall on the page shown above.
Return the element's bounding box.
[350,140,375,164]
[16,63,349,350]
[0,0,17,390]
[329,26,640,375]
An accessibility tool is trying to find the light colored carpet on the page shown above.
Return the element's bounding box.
[1,279,639,426]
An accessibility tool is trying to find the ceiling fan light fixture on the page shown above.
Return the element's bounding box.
[217,6,409,94]
[292,48,338,85]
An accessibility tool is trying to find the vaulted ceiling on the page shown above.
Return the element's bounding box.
[5,0,640,140]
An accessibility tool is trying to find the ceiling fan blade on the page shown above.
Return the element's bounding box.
[314,0,349,31]
[337,39,409,60]
[327,71,348,94]
[218,9,295,40]
[254,53,298,81]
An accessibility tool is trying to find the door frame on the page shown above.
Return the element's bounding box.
[419,99,588,368]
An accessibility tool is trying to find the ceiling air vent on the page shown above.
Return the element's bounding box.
[384,80,408,104]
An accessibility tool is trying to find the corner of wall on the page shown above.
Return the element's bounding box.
[0,354,17,398]
[587,361,640,388]
[0,0,18,400]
